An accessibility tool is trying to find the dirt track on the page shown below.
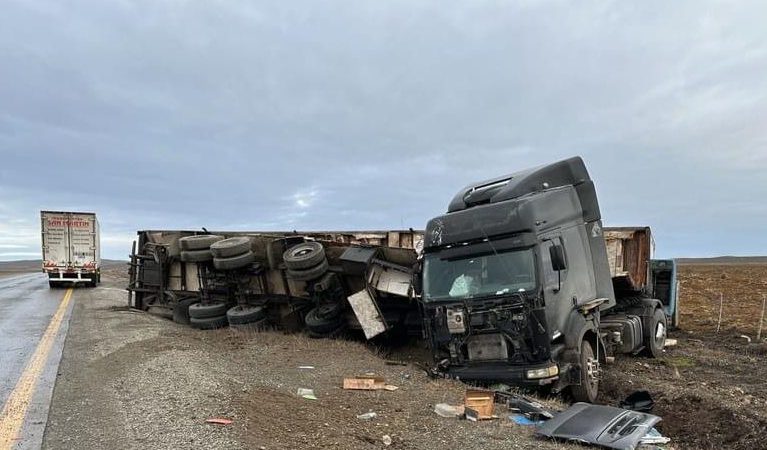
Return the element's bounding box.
[38,263,767,449]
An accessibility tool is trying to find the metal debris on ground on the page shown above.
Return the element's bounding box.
[494,391,557,421]
[433,403,464,418]
[297,388,317,400]
[298,365,315,370]
[536,402,661,450]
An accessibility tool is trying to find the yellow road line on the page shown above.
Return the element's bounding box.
[0,287,74,449]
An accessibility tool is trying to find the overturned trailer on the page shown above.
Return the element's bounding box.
[127,230,424,338]
[127,158,678,403]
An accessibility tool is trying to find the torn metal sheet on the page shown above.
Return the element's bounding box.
[347,289,387,339]
[535,402,661,450]
[368,264,411,297]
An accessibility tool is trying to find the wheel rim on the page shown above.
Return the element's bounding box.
[655,321,666,346]
[585,356,599,388]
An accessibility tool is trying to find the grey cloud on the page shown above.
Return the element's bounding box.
[1,0,766,259]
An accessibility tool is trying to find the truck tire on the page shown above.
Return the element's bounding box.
[179,235,224,251]
[190,315,228,330]
[48,280,59,289]
[571,339,599,403]
[173,298,199,325]
[305,305,344,334]
[643,308,667,358]
[283,242,326,270]
[210,237,252,258]
[189,302,228,319]
[180,249,213,263]
[213,251,256,270]
[287,259,329,281]
[227,305,266,325]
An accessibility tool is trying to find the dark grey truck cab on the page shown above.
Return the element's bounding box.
[415,157,671,402]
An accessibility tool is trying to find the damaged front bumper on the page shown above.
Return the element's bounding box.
[442,361,559,385]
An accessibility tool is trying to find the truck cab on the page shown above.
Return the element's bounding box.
[416,157,669,402]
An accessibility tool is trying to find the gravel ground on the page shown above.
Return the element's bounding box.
[41,269,567,450]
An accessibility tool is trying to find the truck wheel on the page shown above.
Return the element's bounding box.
[189,302,228,319]
[213,251,256,270]
[287,259,329,281]
[210,237,252,258]
[227,305,266,325]
[179,235,224,251]
[173,298,199,325]
[571,339,599,403]
[283,242,326,270]
[190,315,228,330]
[48,280,59,289]
[305,305,344,334]
[643,308,667,358]
[180,249,213,263]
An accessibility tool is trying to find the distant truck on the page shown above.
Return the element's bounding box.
[41,211,101,287]
[415,157,677,402]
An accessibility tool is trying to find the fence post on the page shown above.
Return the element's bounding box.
[757,294,766,341]
[716,292,724,333]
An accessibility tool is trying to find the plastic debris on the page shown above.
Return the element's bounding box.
[664,338,678,347]
[205,418,233,425]
[434,403,465,418]
[640,427,671,445]
[356,412,377,420]
[298,365,315,369]
[509,414,540,426]
[382,434,392,446]
[297,388,317,400]
[619,390,654,413]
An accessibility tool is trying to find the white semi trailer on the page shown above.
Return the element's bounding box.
[41,210,101,287]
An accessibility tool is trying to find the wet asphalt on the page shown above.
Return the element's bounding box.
[0,273,62,407]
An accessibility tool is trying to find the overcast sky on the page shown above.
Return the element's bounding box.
[1,0,766,261]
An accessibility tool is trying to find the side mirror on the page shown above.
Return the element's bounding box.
[411,261,423,296]
[550,244,566,271]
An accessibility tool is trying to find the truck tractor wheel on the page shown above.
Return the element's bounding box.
[180,249,213,263]
[179,234,224,251]
[283,242,326,270]
[173,298,199,325]
[190,315,228,330]
[571,339,599,403]
[210,237,252,258]
[643,308,667,358]
[304,305,344,334]
[226,305,267,325]
[286,259,330,281]
[189,302,228,319]
[213,251,256,270]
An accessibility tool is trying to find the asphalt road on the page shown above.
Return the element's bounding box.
[0,273,74,449]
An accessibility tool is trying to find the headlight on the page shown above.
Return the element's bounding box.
[526,365,559,379]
